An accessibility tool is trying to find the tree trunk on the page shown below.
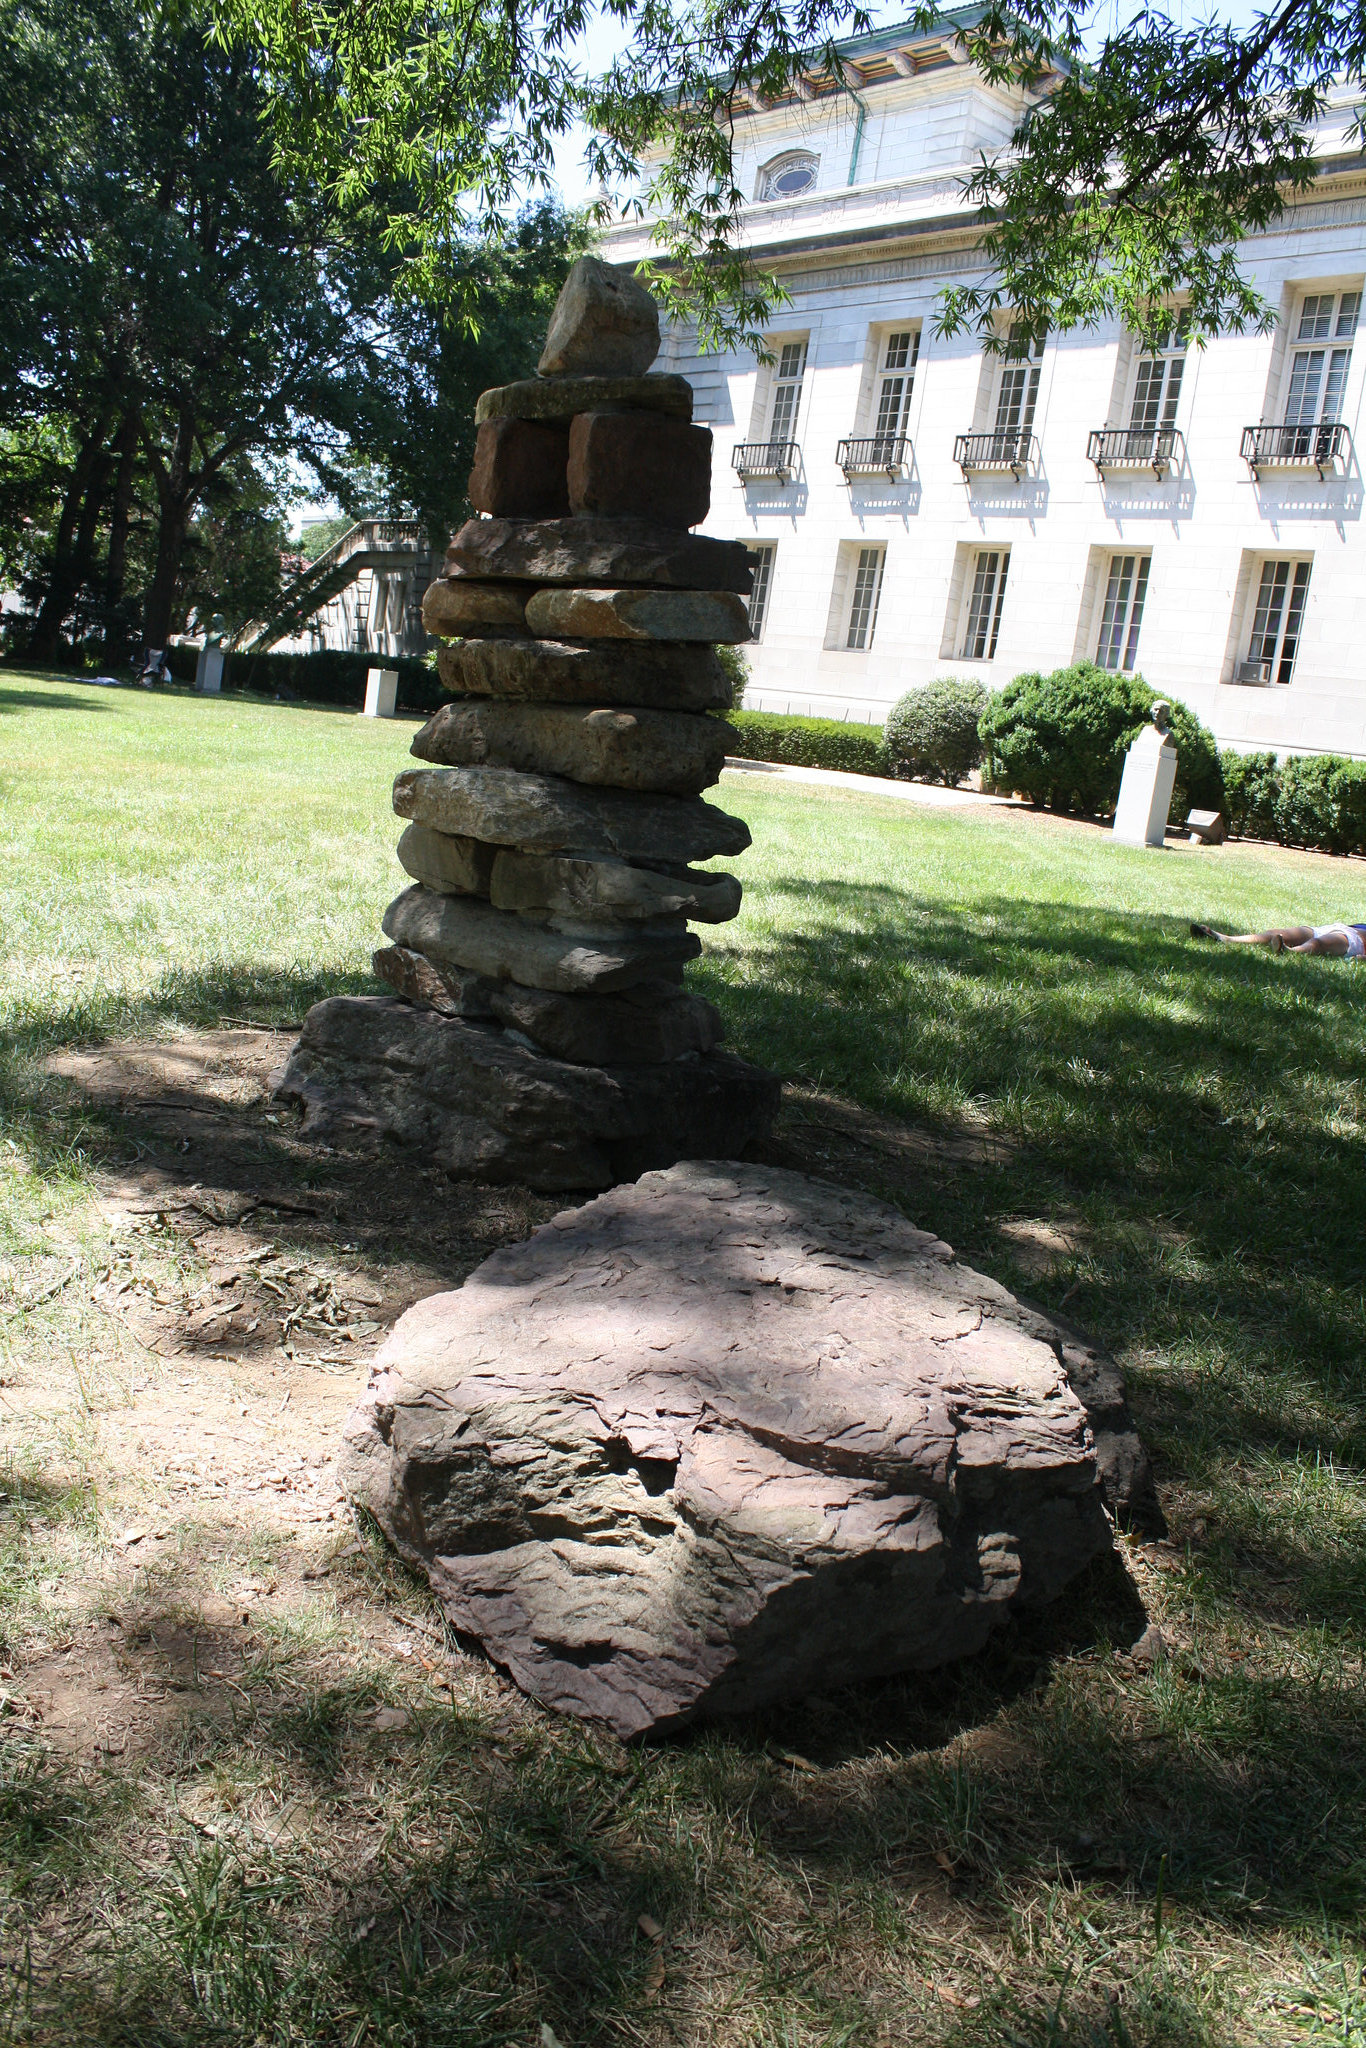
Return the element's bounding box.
[142,406,197,650]
[27,423,109,664]
[101,407,143,662]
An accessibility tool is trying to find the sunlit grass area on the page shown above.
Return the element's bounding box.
[1,669,1364,2047]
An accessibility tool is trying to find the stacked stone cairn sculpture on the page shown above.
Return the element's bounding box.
[278,259,780,1189]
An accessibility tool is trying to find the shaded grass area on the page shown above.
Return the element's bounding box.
[2,673,1365,2046]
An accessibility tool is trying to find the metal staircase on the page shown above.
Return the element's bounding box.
[240,520,426,654]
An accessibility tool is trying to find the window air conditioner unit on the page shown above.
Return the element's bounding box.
[1235,660,1272,685]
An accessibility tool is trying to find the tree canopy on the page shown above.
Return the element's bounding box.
[0,0,582,662]
[212,0,1366,351]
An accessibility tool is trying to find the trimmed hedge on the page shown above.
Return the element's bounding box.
[728,708,891,777]
[980,662,1223,817]
[225,647,443,714]
[1221,747,1366,856]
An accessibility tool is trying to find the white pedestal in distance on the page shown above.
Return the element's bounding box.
[194,645,225,694]
[1112,722,1178,848]
[364,667,399,718]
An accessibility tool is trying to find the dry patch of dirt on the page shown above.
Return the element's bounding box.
[13,1026,1025,1766]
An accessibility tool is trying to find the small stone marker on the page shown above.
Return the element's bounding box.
[363,667,399,719]
[340,1161,1158,1734]
[1186,808,1226,845]
[1112,701,1179,848]
[194,644,225,694]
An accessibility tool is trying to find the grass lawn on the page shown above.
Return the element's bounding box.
[1,669,1364,2047]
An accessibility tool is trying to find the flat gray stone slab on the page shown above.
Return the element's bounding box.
[392,765,752,865]
[341,1162,1152,1737]
[382,883,699,993]
[411,699,732,798]
[474,375,692,426]
[435,636,732,713]
[444,516,752,592]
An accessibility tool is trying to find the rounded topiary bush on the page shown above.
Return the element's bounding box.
[884,676,988,786]
[978,662,1223,818]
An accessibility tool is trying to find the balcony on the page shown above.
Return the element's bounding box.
[837,433,912,480]
[1088,426,1184,478]
[1241,421,1351,480]
[954,430,1038,479]
[733,439,800,482]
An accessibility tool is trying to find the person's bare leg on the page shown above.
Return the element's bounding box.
[1286,930,1350,956]
[1190,924,1313,950]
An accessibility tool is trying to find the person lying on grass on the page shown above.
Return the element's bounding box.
[1190,920,1366,957]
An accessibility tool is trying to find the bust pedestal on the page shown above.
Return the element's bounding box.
[1112,716,1178,848]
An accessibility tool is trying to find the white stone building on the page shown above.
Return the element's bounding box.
[601,12,1366,756]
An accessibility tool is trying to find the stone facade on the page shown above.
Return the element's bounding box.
[601,13,1366,758]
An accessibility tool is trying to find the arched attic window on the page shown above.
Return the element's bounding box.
[756,151,819,201]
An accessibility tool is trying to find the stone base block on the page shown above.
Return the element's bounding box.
[275,995,780,1190]
[468,417,570,519]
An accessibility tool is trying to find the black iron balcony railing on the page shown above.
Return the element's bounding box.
[836,433,913,480]
[1088,426,1184,477]
[1241,421,1351,479]
[732,439,800,481]
[954,430,1038,478]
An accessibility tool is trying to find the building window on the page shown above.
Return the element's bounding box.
[1284,290,1360,436]
[1247,558,1312,685]
[844,547,885,649]
[873,328,920,442]
[1095,553,1151,671]
[746,543,775,640]
[994,325,1044,439]
[767,340,807,443]
[961,548,1010,659]
[756,152,819,201]
[1130,311,1189,431]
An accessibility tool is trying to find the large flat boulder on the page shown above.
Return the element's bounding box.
[341,1162,1153,1737]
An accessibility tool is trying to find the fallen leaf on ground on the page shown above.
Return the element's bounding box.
[925,1980,978,2009]
[933,1851,956,1875]
[637,1913,663,1942]
[373,1707,409,1732]
[643,1950,666,1999]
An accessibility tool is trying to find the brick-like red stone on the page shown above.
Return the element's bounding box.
[567,412,711,528]
[468,417,570,518]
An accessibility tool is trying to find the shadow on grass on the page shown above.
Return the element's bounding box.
[0,688,117,715]
[6,882,1366,1625]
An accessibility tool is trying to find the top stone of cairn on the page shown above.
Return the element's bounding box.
[538,256,660,379]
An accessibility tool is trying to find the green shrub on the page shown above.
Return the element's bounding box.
[728,708,890,777]
[1221,747,1366,855]
[1219,750,1280,840]
[979,662,1223,817]
[717,643,749,709]
[884,677,987,786]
